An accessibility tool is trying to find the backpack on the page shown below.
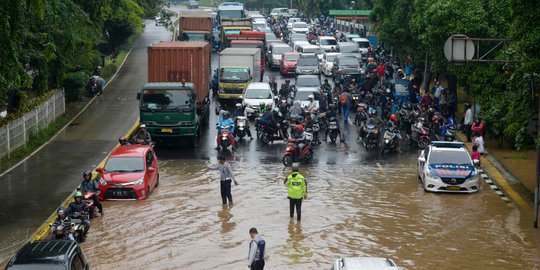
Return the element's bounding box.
[340,93,348,104]
[251,239,265,260]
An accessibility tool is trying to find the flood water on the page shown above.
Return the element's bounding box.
[82,140,540,270]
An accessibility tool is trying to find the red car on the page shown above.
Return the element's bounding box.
[280,52,300,75]
[96,145,159,200]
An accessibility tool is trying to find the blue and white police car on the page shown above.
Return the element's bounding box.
[417,141,479,193]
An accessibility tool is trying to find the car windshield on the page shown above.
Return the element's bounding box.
[296,76,320,87]
[339,57,359,67]
[105,157,145,172]
[252,23,265,30]
[221,68,250,81]
[326,55,337,62]
[291,34,307,41]
[219,10,243,19]
[284,54,300,61]
[142,89,192,112]
[320,39,337,45]
[273,46,292,54]
[302,47,322,54]
[295,91,319,100]
[429,150,471,164]
[293,22,307,28]
[357,41,370,48]
[288,18,300,23]
[340,46,359,53]
[245,88,272,99]
[298,57,318,66]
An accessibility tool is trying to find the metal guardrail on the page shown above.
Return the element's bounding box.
[0,90,65,159]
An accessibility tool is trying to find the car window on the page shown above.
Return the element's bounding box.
[146,151,154,167]
[296,76,320,87]
[284,54,300,61]
[326,55,337,62]
[428,150,471,164]
[71,253,84,270]
[298,56,318,66]
[296,91,320,100]
[104,157,145,172]
[272,46,292,54]
[320,39,337,46]
[245,88,272,99]
[338,57,359,67]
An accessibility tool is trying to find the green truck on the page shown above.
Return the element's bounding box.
[137,41,211,143]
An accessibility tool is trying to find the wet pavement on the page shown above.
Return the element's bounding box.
[2,7,540,269]
[0,22,172,261]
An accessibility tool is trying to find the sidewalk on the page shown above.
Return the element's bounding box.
[456,132,534,209]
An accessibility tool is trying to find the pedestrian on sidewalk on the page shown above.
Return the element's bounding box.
[284,166,307,221]
[247,228,266,270]
[471,144,481,165]
[473,131,485,155]
[209,155,239,205]
[463,104,473,142]
[472,118,484,137]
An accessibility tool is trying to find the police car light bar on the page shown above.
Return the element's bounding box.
[431,141,465,148]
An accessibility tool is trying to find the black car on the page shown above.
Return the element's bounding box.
[332,55,361,81]
[5,240,90,270]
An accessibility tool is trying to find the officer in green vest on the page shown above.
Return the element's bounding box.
[284,166,307,221]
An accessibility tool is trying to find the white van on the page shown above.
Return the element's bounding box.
[296,44,323,61]
[351,37,371,59]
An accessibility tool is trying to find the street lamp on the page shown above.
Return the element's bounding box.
[350,1,357,34]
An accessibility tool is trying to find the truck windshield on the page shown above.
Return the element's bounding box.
[231,43,261,49]
[183,33,208,41]
[219,10,243,19]
[221,69,249,82]
[142,89,192,111]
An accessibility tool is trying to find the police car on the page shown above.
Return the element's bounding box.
[332,257,402,270]
[417,141,479,193]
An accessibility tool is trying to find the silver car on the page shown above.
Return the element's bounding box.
[295,54,320,76]
[267,43,292,69]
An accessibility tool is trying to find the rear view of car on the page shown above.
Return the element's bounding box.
[280,52,300,75]
[296,54,320,76]
[332,257,401,270]
[6,240,89,270]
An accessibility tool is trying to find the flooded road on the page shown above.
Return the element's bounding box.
[82,57,540,269]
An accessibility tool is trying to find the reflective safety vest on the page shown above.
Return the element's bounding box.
[286,173,306,199]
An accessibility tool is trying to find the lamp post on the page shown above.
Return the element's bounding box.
[351,1,356,34]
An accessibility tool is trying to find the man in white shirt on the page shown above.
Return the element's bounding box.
[463,103,473,142]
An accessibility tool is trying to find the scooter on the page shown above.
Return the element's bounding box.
[361,121,380,150]
[444,125,456,141]
[327,117,340,143]
[380,127,399,154]
[282,132,314,167]
[259,121,288,144]
[217,125,235,150]
[68,218,88,243]
[407,120,431,149]
[82,191,99,219]
[235,116,247,139]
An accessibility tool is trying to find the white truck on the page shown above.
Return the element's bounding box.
[218,48,261,100]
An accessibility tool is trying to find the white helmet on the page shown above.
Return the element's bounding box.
[140,124,146,128]
[308,95,314,99]
[235,103,242,108]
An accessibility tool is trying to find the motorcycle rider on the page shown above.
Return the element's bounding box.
[80,170,103,215]
[291,125,308,152]
[67,191,91,237]
[441,114,455,139]
[323,104,342,141]
[233,103,253,140]
[322,79,332,93]
[305,95,318,113]
[387,114,402,153]
[133,124,152,145]
[50,208,75,241]
[216,111,236,150]
[290,100,304,119]
[354,103,368,126]
[118,136,130,145]
[260,107,285,140]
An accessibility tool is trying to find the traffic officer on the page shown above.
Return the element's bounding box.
[284,166,307,221]
[208,155,239,205]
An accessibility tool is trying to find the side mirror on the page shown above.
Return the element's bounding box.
[95,167,103,173]
[418,157,426,163]
[136,93,141,100]
[148,167,156,172]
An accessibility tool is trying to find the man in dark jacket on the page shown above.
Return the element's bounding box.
[80,170,103,214]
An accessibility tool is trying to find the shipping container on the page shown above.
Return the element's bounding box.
[147,41,210,105]
[178,11,213,40]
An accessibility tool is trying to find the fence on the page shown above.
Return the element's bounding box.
[0,90,65,159]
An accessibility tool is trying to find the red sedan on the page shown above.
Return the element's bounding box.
[96,145,159,200]
[280,52,300,75]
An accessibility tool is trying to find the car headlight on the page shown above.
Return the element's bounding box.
[132,178,144,186]
[98,177,107,185]
[426,171,439,179]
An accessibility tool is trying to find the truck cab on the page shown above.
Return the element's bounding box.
[218,67,251,100]
[138,82,206,139]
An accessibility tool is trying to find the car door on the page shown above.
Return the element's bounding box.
[145,150,156,190]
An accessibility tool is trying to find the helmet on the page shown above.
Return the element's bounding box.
[294,124,304,133]
[73,191,83,200]
[390,114,398,121]
[140,124,146,128]
[83,170,92,179]
[223,111,230,118]
[119,136,127,145]
[235,103,242,108]
[358,103,365,108]
[57,208,65,217]
[308,94,314,100]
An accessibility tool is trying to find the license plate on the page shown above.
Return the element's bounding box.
[113,190,128,196]
[447,186,461,191]
[161,128,173,133]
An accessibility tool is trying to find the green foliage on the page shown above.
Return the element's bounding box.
[61,72,88,102]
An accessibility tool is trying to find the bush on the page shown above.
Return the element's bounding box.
[61,72,88,102]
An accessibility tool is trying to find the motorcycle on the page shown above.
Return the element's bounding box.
[82,191,99,219]
[67,218,88,243]
[361,121,380,150]
[282,132,314,167]
[407,120,431,149]
[235,116,247,139]
[443,125,456,141]
[380,127,399,154]
[327,117,340,143]
[217,125,234,150]
[259,121,288,144]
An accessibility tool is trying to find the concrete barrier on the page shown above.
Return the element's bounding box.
[29,120,140,242]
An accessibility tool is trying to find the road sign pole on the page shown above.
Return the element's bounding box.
[534,75,539,228]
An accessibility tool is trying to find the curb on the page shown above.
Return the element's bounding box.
[29,121,140,242]
[0,49,134,179]
[456,132,531,209]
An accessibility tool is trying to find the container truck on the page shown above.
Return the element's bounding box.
[218,48,261,101]
[138,42,211,144]
[177,11,213,42]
